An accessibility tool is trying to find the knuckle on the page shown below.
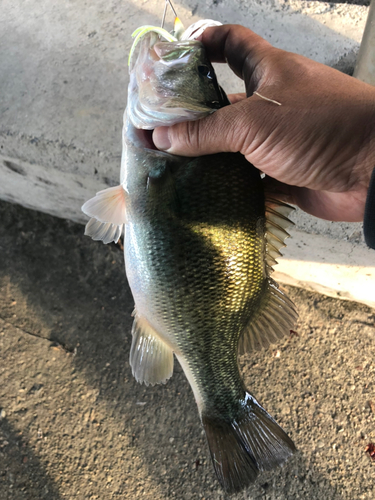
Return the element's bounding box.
[171,120,201,154]
[225,104,251,154]
[186,120,201,151]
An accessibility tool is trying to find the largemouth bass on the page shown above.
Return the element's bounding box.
[82,20,297,493]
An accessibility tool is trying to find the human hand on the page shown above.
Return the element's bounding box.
[153,25,375,222]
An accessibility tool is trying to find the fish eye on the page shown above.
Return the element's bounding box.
[198,65,212,79]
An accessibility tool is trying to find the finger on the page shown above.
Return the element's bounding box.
[264,177,365,222]
[153,98,258,156]
[290,188,365,222]
[262,176,293,203]
[200,25,272,80]
[227,92,246,104]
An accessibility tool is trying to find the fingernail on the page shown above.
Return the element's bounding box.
[153,127,171,151]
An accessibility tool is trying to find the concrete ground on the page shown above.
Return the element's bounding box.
[1,0,375,498]
[1,198,375,500]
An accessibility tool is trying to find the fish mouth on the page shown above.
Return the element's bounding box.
[133,127,158,150]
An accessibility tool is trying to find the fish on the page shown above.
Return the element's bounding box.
[82,18,298,493]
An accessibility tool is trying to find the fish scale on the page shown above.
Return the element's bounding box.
[126,148,268,436]
[82,22,297,493]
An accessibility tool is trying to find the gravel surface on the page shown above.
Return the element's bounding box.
[0,200,374,499]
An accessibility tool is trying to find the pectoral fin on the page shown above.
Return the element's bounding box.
[82,185,126,244]
[130,312,174,386]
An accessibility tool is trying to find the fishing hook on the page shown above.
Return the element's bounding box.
[161,0,178,28]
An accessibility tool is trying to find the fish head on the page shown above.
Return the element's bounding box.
[128,30,227,130]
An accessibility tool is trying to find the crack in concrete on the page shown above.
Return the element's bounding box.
[0,315,77,354]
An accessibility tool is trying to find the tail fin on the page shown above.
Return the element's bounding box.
[202,393,295,493]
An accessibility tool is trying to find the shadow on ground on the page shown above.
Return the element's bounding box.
[0,417,63,500]
[1,200,374,499]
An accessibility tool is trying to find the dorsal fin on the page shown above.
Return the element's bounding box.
[264,198,294,273]
[238,279,298,354]
[239,199,297,354]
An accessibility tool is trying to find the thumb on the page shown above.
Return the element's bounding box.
[152,100,253,157]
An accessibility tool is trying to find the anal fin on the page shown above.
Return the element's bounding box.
[130,312,174,386]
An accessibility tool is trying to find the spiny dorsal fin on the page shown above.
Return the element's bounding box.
[82,185,126,244]
[265,198,294,272]
[238,279,298,354]
[130,311,174,386]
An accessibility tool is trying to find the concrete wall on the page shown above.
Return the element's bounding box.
[0,0,374,307]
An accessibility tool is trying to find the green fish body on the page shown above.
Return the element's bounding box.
[83,23,297,493]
